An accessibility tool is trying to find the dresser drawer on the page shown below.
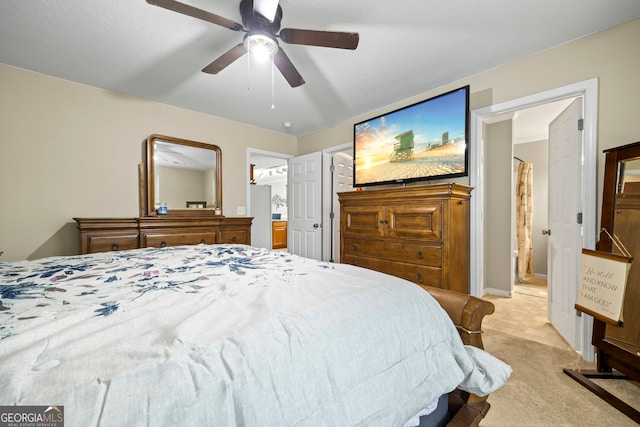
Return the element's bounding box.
[343,238,442,267]
[86,234,139,253]
[76,217,253,254]
[343,255,443,288]
[342,206,386,239]
[386,203,443,241]
[141,232,217,248]
[220,229,249,244]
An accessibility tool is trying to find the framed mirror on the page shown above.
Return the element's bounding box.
[616,157,640,193]
[604,149,640,359]
[145,134,222,216]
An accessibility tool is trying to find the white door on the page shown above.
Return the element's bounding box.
[547,98,583,350]
[250,185,272,249]
[288,152,323,259]
[331,152,353,261]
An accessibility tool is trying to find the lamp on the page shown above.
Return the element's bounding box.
[244,32,278,62]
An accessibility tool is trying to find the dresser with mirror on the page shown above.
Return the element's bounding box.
[75,135,252,254]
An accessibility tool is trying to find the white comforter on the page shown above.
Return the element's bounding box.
[0,245,510,426]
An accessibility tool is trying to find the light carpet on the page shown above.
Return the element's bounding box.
[480,329,640,426]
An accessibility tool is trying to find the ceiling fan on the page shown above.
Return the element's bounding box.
[146,0,360,87]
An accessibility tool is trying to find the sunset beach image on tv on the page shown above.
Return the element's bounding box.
[353,86,469,187]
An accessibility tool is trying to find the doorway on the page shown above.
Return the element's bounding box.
[511,99,575,288]
[470,78,598,361]
[247,149,291,251]
[288,145,353,261]
[500,98,577,350]
[322,144,353,262]
[247,145,352,260]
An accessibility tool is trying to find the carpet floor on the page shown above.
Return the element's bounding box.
[480,329,640,426]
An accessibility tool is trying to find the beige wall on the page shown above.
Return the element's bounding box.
[155,166,208,209]
[0,65,297,261]
[484,120,513,294]
[2,18,640,262]
[299,18,640,185]
[298,18,640,294]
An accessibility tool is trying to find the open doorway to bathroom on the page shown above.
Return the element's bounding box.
[483,97,579,352]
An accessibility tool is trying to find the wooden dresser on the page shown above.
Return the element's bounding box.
[339,183,472,294]
[75,216,252,254]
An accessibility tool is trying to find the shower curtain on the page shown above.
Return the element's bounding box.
[516,162,534,282]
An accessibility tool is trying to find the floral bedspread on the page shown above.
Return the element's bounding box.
[0,244,510,427]
[1,245,308,340]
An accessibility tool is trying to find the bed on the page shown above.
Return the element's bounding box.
[0,244,510,426]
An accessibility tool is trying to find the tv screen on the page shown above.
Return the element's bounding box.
[353,85,469,187]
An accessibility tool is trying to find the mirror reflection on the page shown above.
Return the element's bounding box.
[616,157,640,194]
[146,135,222,216]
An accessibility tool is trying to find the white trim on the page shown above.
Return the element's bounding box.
[470,78,598,362]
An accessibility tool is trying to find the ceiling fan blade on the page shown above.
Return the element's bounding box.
[253,0,279,22]
[274,49,305,88]
[202,43,247,74]
[146,0,244,31]
[279,28,359,50]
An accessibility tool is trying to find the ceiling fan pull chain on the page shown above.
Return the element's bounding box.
[247,49,251,91]
[271,58,276,110]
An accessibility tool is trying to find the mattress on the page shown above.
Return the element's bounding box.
[0,244,510,426]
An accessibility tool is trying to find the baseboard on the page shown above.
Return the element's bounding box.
[534,273,548,280]
[482,288,512,298]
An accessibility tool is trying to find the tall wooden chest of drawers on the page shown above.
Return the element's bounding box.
[339,183,472,294]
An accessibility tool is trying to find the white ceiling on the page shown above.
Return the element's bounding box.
[1,1,639,137]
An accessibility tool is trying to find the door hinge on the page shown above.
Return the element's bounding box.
[329,163,335,173]
[329,212,335,220]
[577,118,584,131]
[577,212,583,224]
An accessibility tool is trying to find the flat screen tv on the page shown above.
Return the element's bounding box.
[353,85,469,188]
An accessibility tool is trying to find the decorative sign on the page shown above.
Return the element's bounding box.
[576,249,632,325]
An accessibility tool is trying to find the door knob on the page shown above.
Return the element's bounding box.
[542,229,551,235]
[313,223,320,228]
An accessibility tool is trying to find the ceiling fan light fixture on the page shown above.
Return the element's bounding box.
[149,0,358,88]
[244,32,278,62]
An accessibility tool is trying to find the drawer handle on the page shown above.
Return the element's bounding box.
[416,271,423,282]
[200,239,206,244]
[231,236,237,243]
[160,240,167,248]
[352,243,358,251]
[458,200,465,205]
[111,243,119,251]
[416,250,423,259]
[379,219,389,224]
